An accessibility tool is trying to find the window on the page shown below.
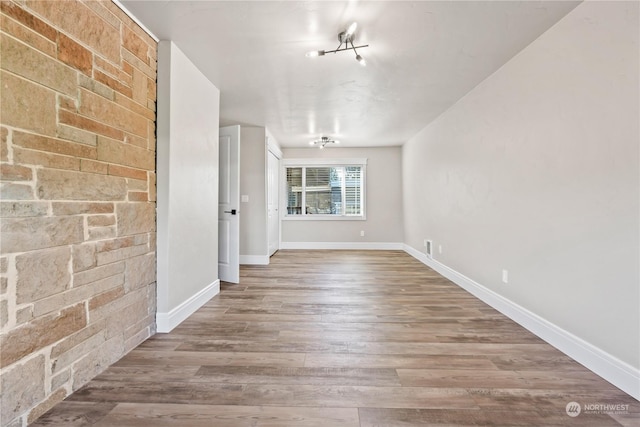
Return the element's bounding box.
[283,158,366,219]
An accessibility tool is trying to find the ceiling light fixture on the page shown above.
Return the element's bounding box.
[309,136,340,149]
[306,21,368,66]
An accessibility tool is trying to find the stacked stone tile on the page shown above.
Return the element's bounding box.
[0,1,157,425]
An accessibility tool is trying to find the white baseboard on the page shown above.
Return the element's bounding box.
[240,255,270,265]
[156,279,219,333]
[404,244,640,401]
[280,241,404,250]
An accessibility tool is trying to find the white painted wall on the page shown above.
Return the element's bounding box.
[282,147,403,248]
[239,127,268,260]
[157,41,220,332]
[402,0,639,386]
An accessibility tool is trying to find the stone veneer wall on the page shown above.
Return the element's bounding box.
[0,1,157,425]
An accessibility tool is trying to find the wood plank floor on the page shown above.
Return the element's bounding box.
[33,250,639,426]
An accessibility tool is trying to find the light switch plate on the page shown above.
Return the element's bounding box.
[241,195,249,203]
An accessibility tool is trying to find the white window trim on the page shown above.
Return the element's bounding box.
[282,158,367,221]
[282,158,368,167]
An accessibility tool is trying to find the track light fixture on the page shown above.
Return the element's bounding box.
[309,136,340,149]
[306,22,368,66]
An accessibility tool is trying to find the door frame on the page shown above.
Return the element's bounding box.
[218,125,241,283]
[267,137,283,257]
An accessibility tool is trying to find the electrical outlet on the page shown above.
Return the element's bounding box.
[360,230,365,237]
[502,269,509,284]
[438,245,442,254]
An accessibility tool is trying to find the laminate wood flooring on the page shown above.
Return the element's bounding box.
[32,250,639,426]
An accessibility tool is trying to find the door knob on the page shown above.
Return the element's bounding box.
[224,209,237,215]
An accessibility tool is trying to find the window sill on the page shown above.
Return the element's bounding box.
[283,215,366,221]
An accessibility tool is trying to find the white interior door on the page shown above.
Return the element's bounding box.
[218,125,240,283]
[267,150,280,256]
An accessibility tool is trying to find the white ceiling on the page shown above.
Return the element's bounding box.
[120,0,580,148]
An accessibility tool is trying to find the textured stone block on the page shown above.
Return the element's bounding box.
[127,178,148,191]
[0,164,33,181]
[95,235,146,254]
[78,73,115,101]
[0,70,56,136]
[52,325,106,374]
[16,247,71,304]
[124,312,153,342]
[89,285,125,310]
[148,77,157,102]
[14,131,97,158]
[1,33,76,96]
[57,32,92,75]
[73,261,125,287]
[14,147,81,171]
[37,168,127,201]
[0,354,45,424]
[0,216,84,253]
[80,159,109,175]
[125,325,151,354]
[87,215,116,227]
[51,369,71,391]
[72,243,96,272]
[50,317,106,360]
[116,202,155,236]
[0,182,33,200]
[108,164,147,181]
[26,0,120,62]
[88,226,117,241]
[94,56,127,81]
[125,252,155,292]
[83,0,121,28]
[27,388,67,425]
[0,257,7,273]
[122,49,155,79]
[114,92,155,122]
[0,304,86,368]
[0,1,57,41]
[122,60,134,76]
[97,244,148,266]
[72,334,123,390]
[99,288,148,336]
[52,202,114,215]
[94,69,133,98]
[128,191,148,202]
[16,306,34,325]
[98,137,154,171]
[149,172,156,202]
[32,273,121,319]
[58,110,123,141]
[57,94,77,112]
[80,89,147,138]
[124,132,150,149]
[132,67,148,105]
[148,120,156,152]
[123,25,150,65]
[0,201,49,217]
[1,127,8,161]
[0,299,8,327]
[1,13,57,58]
[57,124,97,147]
